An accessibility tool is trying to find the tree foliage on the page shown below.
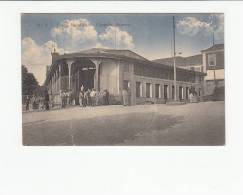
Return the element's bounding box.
[22,65,39,95]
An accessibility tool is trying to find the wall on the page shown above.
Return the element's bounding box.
[133,75,203,104]
[205,69,225,81]
[99,59,119,96]
[206,51,224,70]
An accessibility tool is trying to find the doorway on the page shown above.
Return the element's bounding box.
[80,68,95,91]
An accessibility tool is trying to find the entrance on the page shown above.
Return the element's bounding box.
[164,85,168,99]
[179,86,183,100]
[80,68,95,91]
[73,59,96,92]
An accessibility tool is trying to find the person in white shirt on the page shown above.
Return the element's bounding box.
[90,88,96,106]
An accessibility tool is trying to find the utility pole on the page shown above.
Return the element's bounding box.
[212,31,215,46]
[115,27,117,49]
[173,16,177,101]
[212,17,217,86]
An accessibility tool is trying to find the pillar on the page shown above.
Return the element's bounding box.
[52,72,54,93]
[130,64,136,105]
[59,64,62,91]
[183,86,186,100]
[53,71,56,93]
[176,85,179,100]
[160,83,164,99]
[55,70,58,93]
[67,60,74,91]
[90,59,101,91]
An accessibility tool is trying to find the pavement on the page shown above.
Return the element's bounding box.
[22,101,225,146]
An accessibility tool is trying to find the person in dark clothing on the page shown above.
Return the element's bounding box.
[86,89,91,106]
[25,95,30,111]
[103,89,110,105]
[79,90,85,107]
[44,91,49,110]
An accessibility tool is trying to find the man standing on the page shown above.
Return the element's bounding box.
[79,89,84,107]
[44,91,49,110]
[60,90,63,108]
[103,89,110,105]
[90,89,96,106]
[122,88,128,106]
[25,95,30,111]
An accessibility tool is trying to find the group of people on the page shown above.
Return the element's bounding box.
[24,91,50,111]
[60,85,110,108]
[24,84,132,112]
[78,86,110,107]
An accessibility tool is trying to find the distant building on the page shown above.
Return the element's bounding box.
[201,44,224,97]
[153,54,203,72]
[154,44,225,99]
[44,48,205,105]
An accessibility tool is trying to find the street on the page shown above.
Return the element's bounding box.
[22,101,225,146]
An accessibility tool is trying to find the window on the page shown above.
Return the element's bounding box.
[179,86,183,100]
[194,67,201,72]
[123,64,129,72]
[155,84,160,98]
[190,67,195,71]
[123,80,129,90]
[136,82,142,97]
[172,85,175,99]
[164,85,168,99]
[208,54,216,67]
[146,83,152,98]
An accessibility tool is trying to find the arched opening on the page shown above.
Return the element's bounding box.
[72,59,96,92]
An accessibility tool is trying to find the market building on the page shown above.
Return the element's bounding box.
[44,48,206,106]
[154,44,225,100]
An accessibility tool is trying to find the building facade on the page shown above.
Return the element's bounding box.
[201,44,225,96]
[154,44,225,99]
[44,48,205,105]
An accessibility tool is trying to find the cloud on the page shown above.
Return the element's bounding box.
[21,37,64,84]
[99,26,135,49]
[211,14,224,41]
[176,17,213,36]
[176,15,224,41]
[51,18,135,50]
[21,18,136,84]
[51,18,98,52]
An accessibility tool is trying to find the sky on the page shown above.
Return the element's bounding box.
[21,13,224,85]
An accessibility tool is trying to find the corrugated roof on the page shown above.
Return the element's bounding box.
[201,44,224,52]
[60,48,149,62]
[152,54,202,67]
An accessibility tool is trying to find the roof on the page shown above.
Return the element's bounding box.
[201,44,224,52]
[59,48,149,62]
[152,54,202,67]
[45,48,206,85]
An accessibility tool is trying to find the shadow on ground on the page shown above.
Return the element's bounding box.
[23,112,183,146]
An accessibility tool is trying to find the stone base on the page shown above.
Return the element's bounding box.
[166,101,186,105]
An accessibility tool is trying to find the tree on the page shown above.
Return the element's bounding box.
[22,65,39,95]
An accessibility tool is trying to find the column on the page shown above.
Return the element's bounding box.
[183,86,186,100]
[55,70,58,93]
[130,64,135,105]
[77,66,80,91]
[53,71,56,93]
[67,60,74,91]
[152,83,155,99]
[160,83,164,99]
[52,72,54,93]
[176,85,179,100]
[59,64,62,91]
[90,59,101,91]
[143,82,146,98]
